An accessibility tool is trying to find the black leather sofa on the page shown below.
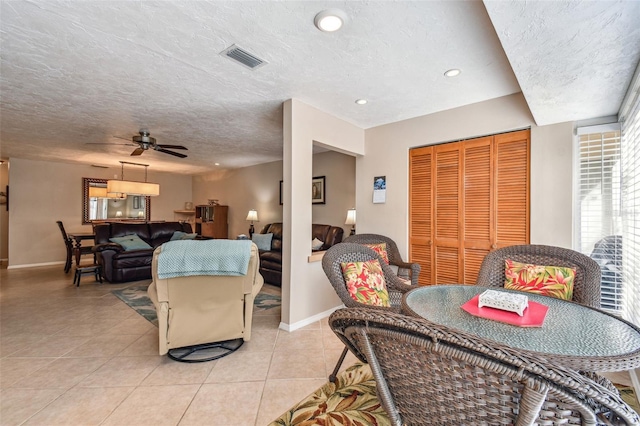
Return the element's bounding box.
[93,221,193,283]
[258,222,344,286]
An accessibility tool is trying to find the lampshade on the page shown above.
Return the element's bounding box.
[89,186,126,199]
[345,208,356,225]
[89,186,107,198]
[107,180,159,197]
[246,209,258,222]
[115,211,123,217]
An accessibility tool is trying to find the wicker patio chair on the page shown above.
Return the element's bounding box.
[343,233,421,285]
[329,307,640,426]
[322,243,413,382]
[475,244,602,308]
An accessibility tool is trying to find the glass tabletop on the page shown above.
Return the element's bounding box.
[403,285,640,371]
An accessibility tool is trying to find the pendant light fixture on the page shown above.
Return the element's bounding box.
[107,161,160,197]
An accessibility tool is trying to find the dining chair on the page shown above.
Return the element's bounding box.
[56,221,94,273]
[342,233,421,285]
[475,244,602,308]
[329,307,640,426]
[322,243,413,382]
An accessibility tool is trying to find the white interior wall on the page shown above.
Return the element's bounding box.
[192,152,355,240]
[530,122,574,247]
[192,160,284,238]
[311,151,356,237]
[7,158,192,268]
[360,93,574,259]
[282,99,365,329]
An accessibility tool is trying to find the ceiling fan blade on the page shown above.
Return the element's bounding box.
[113,135,134,142]
[131,147,144,156]
[85,142,133,146]
[157,148,188,158]
[156,144,188,150]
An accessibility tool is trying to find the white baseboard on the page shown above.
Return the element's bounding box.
[279,304,345,332]
[7,261,65,270]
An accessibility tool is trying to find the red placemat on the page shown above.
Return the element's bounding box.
[461,294,549,327]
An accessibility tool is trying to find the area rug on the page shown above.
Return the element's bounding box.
[269,365,640,425]
[269,362,391,426]
[112,284,281,326]
[112,285,158,326]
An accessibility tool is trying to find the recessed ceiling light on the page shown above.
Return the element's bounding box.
[355,99,367,105]
[214,163,220,166]
[444,69,461,77]
[314,9,347,32]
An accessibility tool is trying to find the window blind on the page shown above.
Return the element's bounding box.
[576,129,622,311]
[621,92,640,326]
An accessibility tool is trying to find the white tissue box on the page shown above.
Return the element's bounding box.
[478,289,528,316]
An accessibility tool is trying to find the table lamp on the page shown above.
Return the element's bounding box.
[246,209,258,238]
[345,208,356,235]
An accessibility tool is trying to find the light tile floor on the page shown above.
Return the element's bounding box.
[0,265,357,426]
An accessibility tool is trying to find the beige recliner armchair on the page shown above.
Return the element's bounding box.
[147,241,264,361]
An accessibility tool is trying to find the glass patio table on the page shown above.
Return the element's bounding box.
[402,285,640,372]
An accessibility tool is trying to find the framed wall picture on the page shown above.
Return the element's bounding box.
[279,180,283,205]
[312,176,326,204]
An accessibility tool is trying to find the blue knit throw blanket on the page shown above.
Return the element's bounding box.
[157,239,252,279]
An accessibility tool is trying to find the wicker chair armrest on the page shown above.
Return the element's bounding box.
[391,262,421,286]
[385,273,414,294]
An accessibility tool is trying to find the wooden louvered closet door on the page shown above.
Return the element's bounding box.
[409,147,433,285]
[494,130,530,248]
[433,142,461,284]
[409,129,530,285]
[462,137,493,284]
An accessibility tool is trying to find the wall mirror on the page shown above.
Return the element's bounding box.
[82,178,151,224]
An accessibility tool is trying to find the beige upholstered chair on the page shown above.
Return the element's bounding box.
[330,307,640,426]
[148,241,263,361]
[475,244,602,308]
[343,233,421,285]
[322,243,413,381]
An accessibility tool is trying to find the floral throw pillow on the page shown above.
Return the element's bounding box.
[364,243,389,264]
[504,259,576,301]
[341,259,390,307]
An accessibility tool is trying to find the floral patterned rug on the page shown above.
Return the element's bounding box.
[269,362,391,426]
[268,363,640,426]
[112,284,281,327]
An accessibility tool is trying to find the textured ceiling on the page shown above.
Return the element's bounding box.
[0,1,638,175]
[484,0,640,126]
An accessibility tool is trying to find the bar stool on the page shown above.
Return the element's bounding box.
[73,264,102,286]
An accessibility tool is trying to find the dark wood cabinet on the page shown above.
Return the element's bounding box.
[195,205,228,239]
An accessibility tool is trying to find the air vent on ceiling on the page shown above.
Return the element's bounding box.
[220,44,267,70]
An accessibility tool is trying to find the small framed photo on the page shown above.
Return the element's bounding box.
[279,180,283,205]
[312,176,326,204]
